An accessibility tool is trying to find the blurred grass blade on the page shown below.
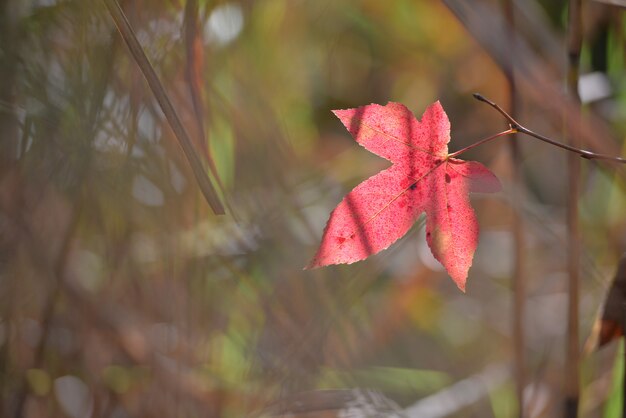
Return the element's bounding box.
[183,0,235,217]
[102,0,225,215]
[404,364,508,418]
[184,0,208,158]
[603,340,624,418]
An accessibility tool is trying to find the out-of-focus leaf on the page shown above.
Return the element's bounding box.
[318,366,450,394]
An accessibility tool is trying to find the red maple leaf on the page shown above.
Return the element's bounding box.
[306,101,501,291]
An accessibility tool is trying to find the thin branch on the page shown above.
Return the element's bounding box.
[447,128,515,158]
[472,93,626,164]
[565,1,582,416]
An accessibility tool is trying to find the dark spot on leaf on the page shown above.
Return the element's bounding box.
[426,232,431,238]
[337,237,346,244]
[409,183,417,190]
[445,173,451,183]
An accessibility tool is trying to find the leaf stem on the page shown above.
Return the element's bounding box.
[472,93,626,164]
[448,128,515,159]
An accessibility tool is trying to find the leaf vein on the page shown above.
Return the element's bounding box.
[358,122,438,156]
[354,160,446,232]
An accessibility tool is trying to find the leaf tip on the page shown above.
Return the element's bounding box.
[428,99,444,110]
[451,263,471,293]
[303,257,322,270]
[449,269,468,292]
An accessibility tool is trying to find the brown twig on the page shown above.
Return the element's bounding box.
[102,0,225,215]
[447,128,515,158]
[472,94,626,164]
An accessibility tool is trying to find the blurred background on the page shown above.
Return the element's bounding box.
[1,0,626,417]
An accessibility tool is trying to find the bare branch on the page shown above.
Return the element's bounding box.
[472,94,626,164]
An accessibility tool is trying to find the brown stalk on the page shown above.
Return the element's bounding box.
[503,2,526,417]
[0,0,19,164]
[184,0,208,158]
[101,0,225,215]
[183,0,235,218]
[565,2,582,416]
